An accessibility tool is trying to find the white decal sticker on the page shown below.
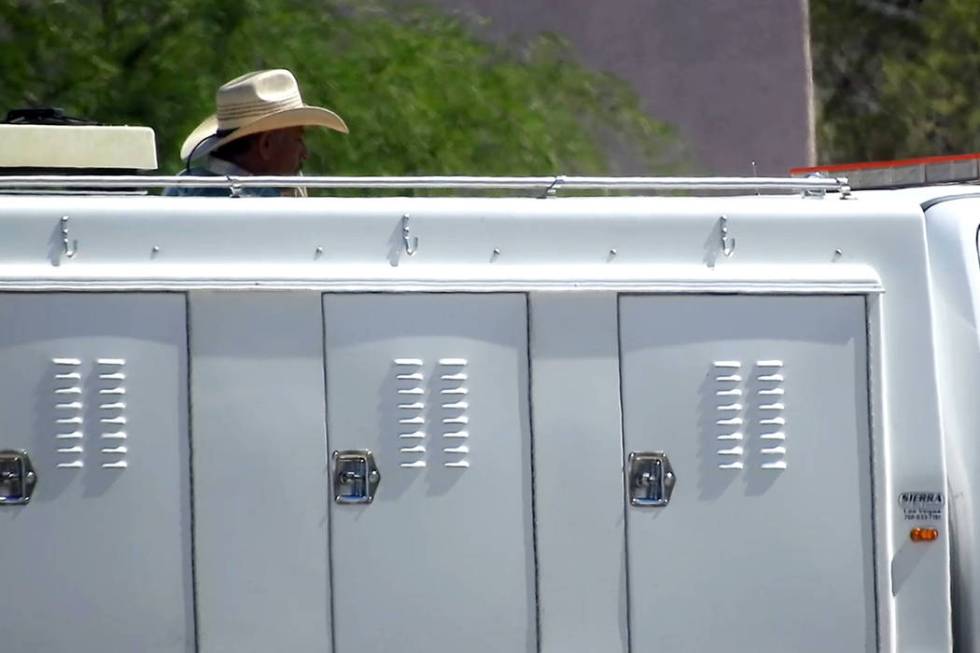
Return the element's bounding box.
[899,491,944,521]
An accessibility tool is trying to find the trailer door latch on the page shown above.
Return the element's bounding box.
[0,450,38,505]
[628,451,675,507]
[333,450,380,504]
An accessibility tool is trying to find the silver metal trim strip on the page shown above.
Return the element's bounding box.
[0,279,884,293]
[0,174,850,194]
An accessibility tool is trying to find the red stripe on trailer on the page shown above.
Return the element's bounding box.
[790,152,980,175]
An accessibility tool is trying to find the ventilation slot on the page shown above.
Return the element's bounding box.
[96,358,128,469]
[712,360,744,470]
[439,358,470,469]
[395,358,427,469]
[756,360,787,470]
[53,357,84,469]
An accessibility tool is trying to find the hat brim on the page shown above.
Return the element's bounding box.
[180,106,348,161]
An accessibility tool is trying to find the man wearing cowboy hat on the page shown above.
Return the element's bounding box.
[165,68,347,197]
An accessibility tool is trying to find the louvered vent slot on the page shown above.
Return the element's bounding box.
[439,358,470,469]
[756,360,787,470]
[394,358,427,469]
[712,360,744,470]
[97,358,128,469]
[53,357,84,469]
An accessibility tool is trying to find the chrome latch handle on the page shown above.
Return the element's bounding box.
[332,450,381,504]
[628,451,675,507]
[0,450,38,506]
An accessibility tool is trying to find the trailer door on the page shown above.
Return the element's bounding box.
[619,295,876,653]
[323,293,536,653]
[0,293,192,651]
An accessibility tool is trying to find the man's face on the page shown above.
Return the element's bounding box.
[259,127,308,175]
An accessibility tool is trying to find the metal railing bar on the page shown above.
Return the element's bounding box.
[0,174,849,193]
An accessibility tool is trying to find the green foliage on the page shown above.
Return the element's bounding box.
[880,0,980,157]
[812,0,980,163]
[0,0,686,176]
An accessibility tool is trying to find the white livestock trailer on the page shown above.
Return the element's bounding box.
[0,122,969,653]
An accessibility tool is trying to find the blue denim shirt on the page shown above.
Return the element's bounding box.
[163,156,286,197]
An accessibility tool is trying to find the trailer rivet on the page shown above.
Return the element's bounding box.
[315,246,325,258]
[833,248,843,261]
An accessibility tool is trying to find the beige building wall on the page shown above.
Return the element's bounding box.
[411,0,814,175]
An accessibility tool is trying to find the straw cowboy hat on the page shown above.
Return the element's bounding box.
[180,68,348,161]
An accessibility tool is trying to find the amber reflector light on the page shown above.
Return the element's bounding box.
[910,528,940,542]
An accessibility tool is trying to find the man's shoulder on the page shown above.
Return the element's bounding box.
[163,166,279,197]
[163,165,223,197]
[162,161,280,197]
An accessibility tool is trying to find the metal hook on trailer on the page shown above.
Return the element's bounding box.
[719,215,735,257]
[60,215,77,258]
[402,214,419,256]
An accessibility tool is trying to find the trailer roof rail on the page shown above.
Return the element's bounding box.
[0,174,851,196]
[792,152,980,191]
